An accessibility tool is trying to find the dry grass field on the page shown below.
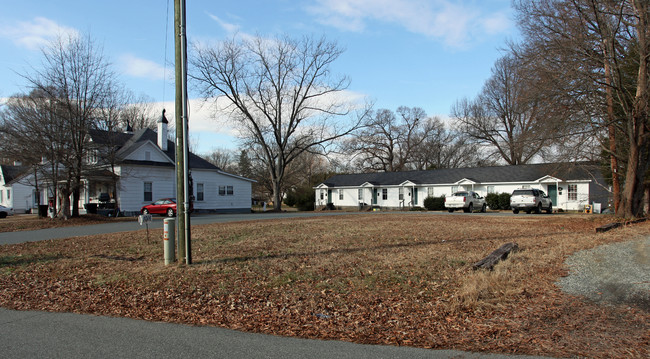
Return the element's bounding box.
[0,213,132,232]
[0,213,648,358]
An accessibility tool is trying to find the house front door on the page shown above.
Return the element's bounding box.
[547,185,558,205]
[327,189,332,204]
[372,189,378,205]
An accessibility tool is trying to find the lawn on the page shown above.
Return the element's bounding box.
[0,213,648,358]
[0,213,132,232]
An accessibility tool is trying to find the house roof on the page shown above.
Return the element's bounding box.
[318,162,603,187]
[89,128,220,170]
[0,164,26,184]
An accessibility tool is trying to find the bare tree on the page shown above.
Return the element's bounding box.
[346,106,483,172]
[411,120,485,170]
[118,93,159,131]
[201,147,238,173]
[19,33,116,217]
[451,53,568,165]
[191,34,368,210]
[0,88,73,217]
[513,0,649,218]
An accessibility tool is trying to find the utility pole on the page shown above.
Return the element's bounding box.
[174,0,191,263]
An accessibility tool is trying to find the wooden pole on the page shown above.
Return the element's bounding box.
[174,0,185,262]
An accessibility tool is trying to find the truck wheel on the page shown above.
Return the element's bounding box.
[481,204,487,213]
[448,209,454,213]
[464,203,473,213]
[546,203,553,214]
[512,209,519,214]
[535,203,542,214]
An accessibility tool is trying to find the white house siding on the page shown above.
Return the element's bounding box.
[191,169,252,213]
[317,181,600,212]
[9,181,36,213]
[118,165,176,214]
[124,142,171,163]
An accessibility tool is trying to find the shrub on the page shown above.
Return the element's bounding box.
[284,187,315,211]
[498,192,511,210]
[485,193,500,210]
[423,196,446,211]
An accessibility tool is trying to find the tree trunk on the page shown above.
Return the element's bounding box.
[622,0,650,218]
[604,54,621,214]
[72,185,80,217]
[272,179,283,211]
[59,186,71,219]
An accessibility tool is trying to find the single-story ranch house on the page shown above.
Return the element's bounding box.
[0,117,254,216]
[314,162,610,212]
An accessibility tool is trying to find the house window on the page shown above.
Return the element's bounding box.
[7,189,10,200]
[568,184,578,201]
[487,186,495,194]
[339,189,344,200]
[144,182,152,202]
[227,186,234,195]
[358,188,363,201]
[86,149,98,164]
[197,183,204,201]
[427,187,434,197]
[219,186,226,196]
[382,188,388,200]
[320,190,324,200]
[399,187,404,200]
[451,186,458,194]
[521,185,530,189]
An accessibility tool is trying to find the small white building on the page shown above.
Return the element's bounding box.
[0,118,255,216]
[314,162,610,212]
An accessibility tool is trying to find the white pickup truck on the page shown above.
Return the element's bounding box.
[444,191,487,213]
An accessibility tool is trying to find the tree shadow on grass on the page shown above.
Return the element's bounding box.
[0,254,67,267]
[194,231,569,266]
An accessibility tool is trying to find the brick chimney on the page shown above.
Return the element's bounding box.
[158,109,168,151]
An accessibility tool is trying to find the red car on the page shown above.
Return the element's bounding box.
[141,198,178,217]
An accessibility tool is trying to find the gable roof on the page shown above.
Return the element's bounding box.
[0,164,27,184]
[89,128,220,170]
[318,162,603,188]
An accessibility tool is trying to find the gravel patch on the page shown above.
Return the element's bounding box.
[557,236,650,311]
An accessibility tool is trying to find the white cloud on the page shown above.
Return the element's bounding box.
[481,11,511,35]
[206,13,240,33]
[0,17,78,51]
[307,0,512,48]
[119,54,166,81]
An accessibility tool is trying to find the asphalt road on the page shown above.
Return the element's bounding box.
[0,211,556,359]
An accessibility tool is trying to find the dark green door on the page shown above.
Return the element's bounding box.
[547,185,557,205]
[412,188,418,205]
[372,188,378,205]
[327,189,332,203]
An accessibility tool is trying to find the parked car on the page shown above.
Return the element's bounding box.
[510,188,553,214]
[141,198,178,217]
[444,191,487,213]
[0,205,15,219]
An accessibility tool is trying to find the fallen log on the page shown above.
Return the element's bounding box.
[596,218,648,233]
[473,242,519,271]
[596,222,622,233]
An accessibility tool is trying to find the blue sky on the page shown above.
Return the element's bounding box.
[0,0,518,154]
